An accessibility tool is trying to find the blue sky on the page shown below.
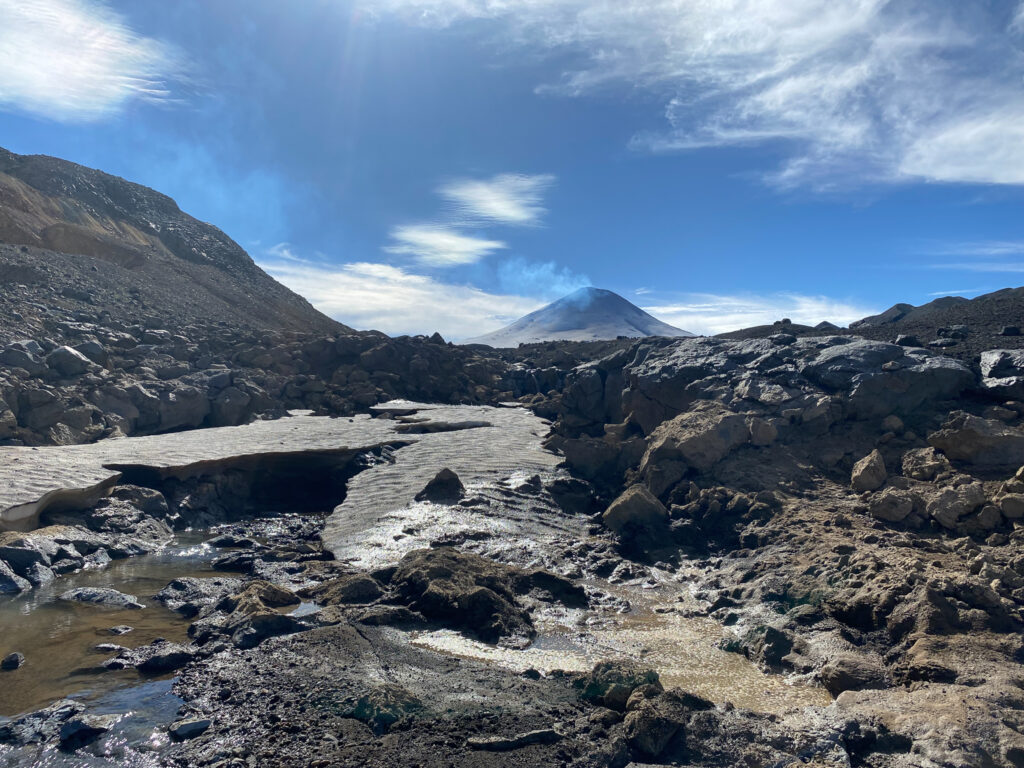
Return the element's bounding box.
[2,0,1024,338]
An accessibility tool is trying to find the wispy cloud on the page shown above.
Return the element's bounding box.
[259,258,541,339]
[383,224,507,267]
[0,0,182,122]
[366,0,1024,188]
[439,173,555,225]
[927,287,992,297]
[928,262,1024,273]
[924,240,1024,257]
[642,292,878,336]
[495,256,589,299]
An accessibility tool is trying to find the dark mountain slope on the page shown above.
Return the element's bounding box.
[0,147,342,342]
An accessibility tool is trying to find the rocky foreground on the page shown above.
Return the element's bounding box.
[1,331,1024,767]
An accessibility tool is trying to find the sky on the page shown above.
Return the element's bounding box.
[1,0,1024,338]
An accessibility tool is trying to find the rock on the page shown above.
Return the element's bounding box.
[980,349,1024,400]
[467,729,562,751]
[639,401,750,495]
[623,700,680,759]
[131,642,197,674]
[999,326,1021,336]
[998,493,1024,519]
[391,548,534,644]
[155,576,243,617]
[929,412,1024,467]
[1,652,25,670]
[746,416,777,446]
[104,625,134,635]
[169,718,211,741]
[0,699,84,746]
[868,489,914,523]
[895,334,920,347]
[576,662,662,711]
[302,573,383,604]
[58,714,117,750]
[927,483,987,529]
[0,560,31,594]
[414,468,465,502]
[45,345,94,377]
[851,449,887,492]
[902,447,951,481]
[819,654,887,695]
[341,684,423,735]
[59,587,144,610]
[603,485,669,539]
[800,339,973,418]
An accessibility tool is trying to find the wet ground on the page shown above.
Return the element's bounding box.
[2,403,835,766]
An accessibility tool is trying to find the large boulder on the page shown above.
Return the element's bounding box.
[800,339,973,418]
[44,346,94,377]
[979,349,1024,400]
[639,401,750,496]
[157,385,210,432]
[927,483,987,529]
[390,548,536,644]
[929,412,1024,467]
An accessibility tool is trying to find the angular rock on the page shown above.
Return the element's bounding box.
[929,412,1024,467]
[59,714,117,750]
[414,468,465,503]
[169,718,211,741]
[639,401,750,495]
[868,489,914,523]
[927,483,987,529]
[602,485,669,540]
[851,449,887,492]
[902,447,951,481]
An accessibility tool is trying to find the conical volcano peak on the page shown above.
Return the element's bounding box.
[461,287,695,346]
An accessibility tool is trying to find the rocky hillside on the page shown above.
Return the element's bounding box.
[0,147,340,341]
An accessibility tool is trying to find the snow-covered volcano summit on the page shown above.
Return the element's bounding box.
[462,287,695,347]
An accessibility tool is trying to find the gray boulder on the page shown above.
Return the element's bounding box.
[45,346,94,377]
[639,401,750,496]
[929,412,1024,467]
[979,349,1024,400]
[800,339,974,418]
[59,587,145,610]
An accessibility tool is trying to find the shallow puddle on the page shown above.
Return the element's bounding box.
[0,533,220,717]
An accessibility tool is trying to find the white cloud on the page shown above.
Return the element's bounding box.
[439,173,555,225]
[925,240,1024,257]
[642,292,879,335]
[259,259,541,339]
[0,0,181,122]
[383,224,507,266]
[928,262,1024,273]
[364,0,1024,187]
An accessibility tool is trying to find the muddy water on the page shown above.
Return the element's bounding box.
[0,533,219,717]
[413,581,831,712]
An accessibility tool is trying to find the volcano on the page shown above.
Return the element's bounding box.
[462,287,695,346]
